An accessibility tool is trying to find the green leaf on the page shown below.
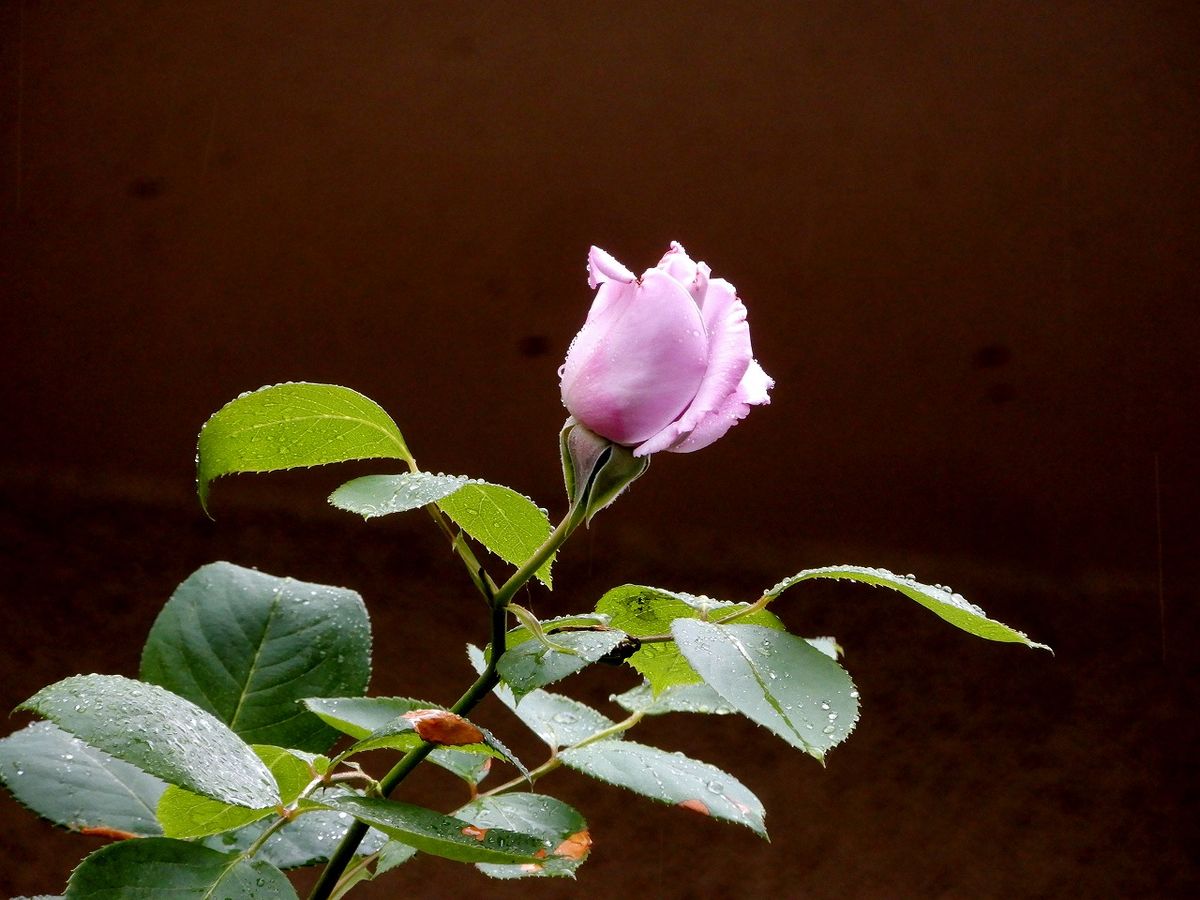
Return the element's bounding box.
[497,631,627,699]
[595,585,785,692]
[468,645,617,748]
[140,562,372,754]
[437,481,555,587]
[559,740,766,837]
[197,382,414,513]
[764,566,1051,649]
[611,682,735,717]
[316,795,549,864]
[329,472,468,518]
[0,722,165,836]
[157,745,312,839]
[457,794,589,879]
[18,674,279,809]
[672,621,859,761]
[65,838,296,898]
[201,788,388,869]
[302,697,491,785]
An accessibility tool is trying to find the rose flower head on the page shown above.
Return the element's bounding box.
[559,242,773,456]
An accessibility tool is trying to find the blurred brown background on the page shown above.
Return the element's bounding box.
[0,2,1196,897]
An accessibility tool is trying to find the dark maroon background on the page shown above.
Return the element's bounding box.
[0,3,1196,897]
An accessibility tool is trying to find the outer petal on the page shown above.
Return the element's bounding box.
[562,270,708,446]
[658,359,774,455]
[587,245,635,289]
[633,277,753,456]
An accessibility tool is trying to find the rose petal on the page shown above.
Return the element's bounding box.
[559,276,638,391]
[561,269,707,446]
[656,241,699,286]
[665,359,774,454]
[633,278,753,456]
[587,245,635,289]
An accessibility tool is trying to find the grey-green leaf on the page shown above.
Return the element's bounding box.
[197,382,414,513]
[765,565,1050,649]
[19,674,279,809]
[611,682,736,717]
[302,697,491,784]
[672,620,859,760]
[0,722,165,836]
[457,794,589,879]
[437,481,555,587]
[140,562,372,754]
[157,745,313,839]
[329,472,468,518]
[559,740,766,837]
[202,787,388,873]
[65,838,296,898]
[468,645,617,748]
[497,631,626,699]
[317,795,549,864]
[202,788,388,869]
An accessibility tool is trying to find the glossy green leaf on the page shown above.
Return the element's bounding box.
[157,745,312,839]
[672,621,859,760]
[497,630,626,699]
[595,585,785,692]
[197,382,414,513]
[302,697,491,784]
[202,788,388,870]
[437,481,555,587]
[468,645,617,748]
[560,740,766,836]
[64,838,296,898]
[765,566,1050,649]
[458,794,589,879]
[317,795,548,864]
[19,675,279,809]
[329,472,468,518]
[611,682,735,717]
[0,722,165,836]
[140,562,372,754]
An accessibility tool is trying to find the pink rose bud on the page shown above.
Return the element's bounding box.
[559,243,774,456]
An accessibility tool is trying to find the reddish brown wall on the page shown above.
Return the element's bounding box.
[0,2,1196,896]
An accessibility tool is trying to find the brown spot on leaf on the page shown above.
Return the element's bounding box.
[554,829,592,860]
[519,863,544,873]
[461,824,489,841]
[678,798,710,816]
[402,708,485,745]
[79,826,139,840]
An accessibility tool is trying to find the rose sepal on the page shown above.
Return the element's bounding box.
[559,418,649,524]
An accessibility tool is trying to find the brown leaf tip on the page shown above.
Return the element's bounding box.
[554,829,592,861]
[677,798,711,816]
[402,708,485,745]
[78,826,139,841]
